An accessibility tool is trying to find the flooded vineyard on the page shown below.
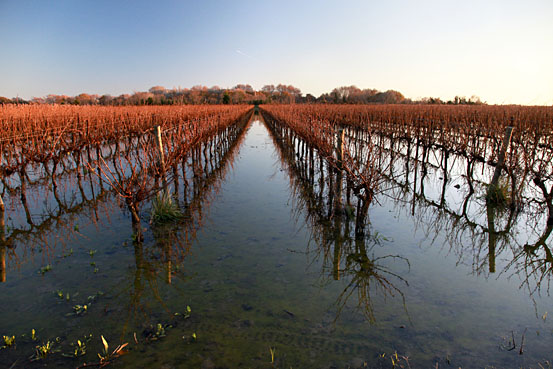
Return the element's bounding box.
[1,105,553,368]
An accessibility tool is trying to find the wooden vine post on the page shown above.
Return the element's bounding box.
[155,125,168,189]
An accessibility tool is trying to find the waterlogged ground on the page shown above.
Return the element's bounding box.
[1,119,553,368]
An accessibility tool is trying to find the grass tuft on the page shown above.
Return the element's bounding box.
[150,190,183,225]
[485,179,512,207]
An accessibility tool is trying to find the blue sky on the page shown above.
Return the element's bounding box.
[1,0,552,104]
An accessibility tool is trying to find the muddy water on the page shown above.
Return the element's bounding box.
[0,118,552,368]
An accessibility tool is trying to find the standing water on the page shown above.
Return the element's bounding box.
[1,115,552,368]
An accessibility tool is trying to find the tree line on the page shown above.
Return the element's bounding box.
[0,84,484,105]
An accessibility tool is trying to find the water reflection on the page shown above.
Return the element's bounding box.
[262,108,553,319]
[0,111,253,369]
[117,113,252,335]
[371,132,553,297]
[0,204,6,282]
[264,115,410,323]
[0,110,252,287]
[2,108,553,366]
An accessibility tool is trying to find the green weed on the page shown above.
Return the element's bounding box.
[269,346,276,364]
[39,265,52,275]
[97,335,128,363]
[150,190,183,225]
[154,323,166,339]
[62,338,87,358]
[2,335,15,348]
[72,304,89,315]
[33,340,58,360]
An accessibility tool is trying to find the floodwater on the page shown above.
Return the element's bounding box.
[1,114,552,368]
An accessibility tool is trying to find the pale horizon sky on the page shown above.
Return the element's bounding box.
[1,0,552,105]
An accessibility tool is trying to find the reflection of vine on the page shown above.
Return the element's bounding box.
[516,225,553,296]
[149,112,253,280]
[356,120,553,299]
[506,181,553,297]
[0,178,114,281]
[119,229,168,340]
[113,110,253,336]
[0,200,6,282]
[264,114,410,324]
[337,239,409,323]
[264,103,553,319]
[0,109,253,285]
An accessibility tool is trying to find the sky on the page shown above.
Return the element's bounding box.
[0,0,552,105]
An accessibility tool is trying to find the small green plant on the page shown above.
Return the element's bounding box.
[379,351,411,369]
[62,248,73,258]
[55,289,71,301]
[39,265,52,275]
[175,305,192,319]
[269,346,276,364]
[89,249,97,257]
[33,340,56,360]
[74,339,86,356]
[98,335,110,361]
[150,190,183,225]
[182,332,197,343]
[87,291,103,303]
[2,335,15,348]
[154,323,166,339]
[391,352,398,368]
[373,231,391,243]
[63,339,87,358]
[72,304,89,315]
[97,335,128,363]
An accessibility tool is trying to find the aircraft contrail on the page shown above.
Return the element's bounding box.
[236,49,255,60]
